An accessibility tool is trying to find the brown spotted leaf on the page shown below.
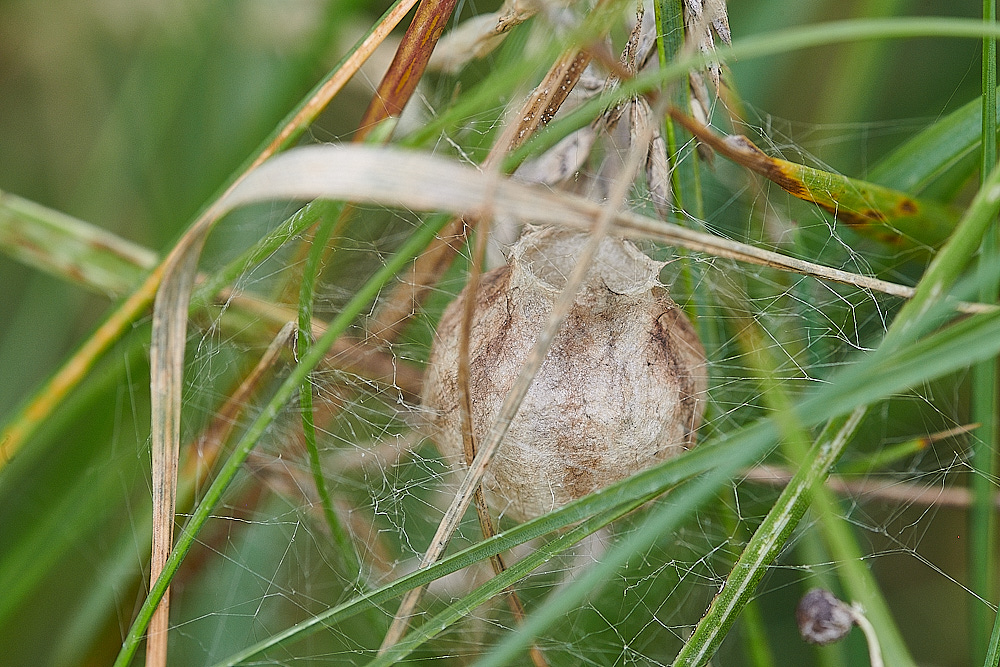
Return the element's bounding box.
[671,110,959,251]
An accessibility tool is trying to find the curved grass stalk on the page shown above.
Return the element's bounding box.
[366,492,661,667]
[143,3,422,658]
[377,22,633,648]
[670,409,871,667]
[115,209,454,667]
[211,433,754,665]
[15,136,996,664]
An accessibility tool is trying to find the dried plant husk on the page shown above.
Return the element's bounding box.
[422,226,707,520]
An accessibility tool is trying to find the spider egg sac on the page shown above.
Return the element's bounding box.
[422,226,707,521]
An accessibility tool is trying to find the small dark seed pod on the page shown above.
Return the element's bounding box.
[422,226,707,521]
[796,588,855,645]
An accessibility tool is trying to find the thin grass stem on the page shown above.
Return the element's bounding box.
[972,3,1000,664]
[295,200,365,587]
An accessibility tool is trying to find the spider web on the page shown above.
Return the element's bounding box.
[155,48,985,667]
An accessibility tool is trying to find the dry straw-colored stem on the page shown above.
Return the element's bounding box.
[182,322,298,487]
[376,38,598,657]
[744,464,995,512]
[378,74,663,654]
[143,3,420,664]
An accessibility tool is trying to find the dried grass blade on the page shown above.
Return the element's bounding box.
[147,209,219,667]
[357,0,460,137]
[225,144,994,313]
[256,0,420,164]
[148,6,424,662]
[379,94,659,652]
[743,463,987,511]
[183,322,297,486]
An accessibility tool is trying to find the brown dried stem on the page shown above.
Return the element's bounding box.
[455,189,548,666]
[226,291,424,401]
[743,464,996,512]
[181,322,298,487]
[374,40,598,656]
[376,43,597,665]
[279,0,463,303]
[357,0,462,137]
[371,46,594,344]
[378,65,663,654]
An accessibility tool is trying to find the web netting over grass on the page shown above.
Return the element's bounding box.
[147,12,991,667]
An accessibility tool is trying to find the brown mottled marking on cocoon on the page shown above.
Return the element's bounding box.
[422,226,707,521]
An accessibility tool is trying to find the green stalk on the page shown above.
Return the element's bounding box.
[671,409,873,667]
[986,610,1000,666]
[718,491,778,667]
[975,2,1000,664]
[654,0,692,212]
[470,449,772,667]
[213,425,779,665]
[193,201,330,306]
[796,531,851,667]
[739,595,778,667]
[670,295,908,667]
[295,200,365,586]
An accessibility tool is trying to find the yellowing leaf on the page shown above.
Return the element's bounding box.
[671,110,959,251]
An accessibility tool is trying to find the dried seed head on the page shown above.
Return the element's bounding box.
[422,226,707,521]
[796,588,856,645]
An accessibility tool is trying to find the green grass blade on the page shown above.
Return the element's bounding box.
[470,453,771,667]
[0,191,156,297]
[985,610,1000,666]
[972,2,1000,663]
[867,87,1000,198]
[365,493,659,667]
[671,409,872,667]
[113,209,453,667]
[212,430,762,665]
[295,200,366,585]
